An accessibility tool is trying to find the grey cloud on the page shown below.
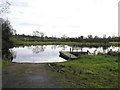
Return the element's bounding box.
[9,18,43,27]
[19,22,43,27]
[10,0,30,7]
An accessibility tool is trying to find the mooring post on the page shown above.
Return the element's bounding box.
[70,48,71,53]
[69,55,71,60]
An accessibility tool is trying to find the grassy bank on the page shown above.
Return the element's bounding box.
[109,42,120,46]
[14,41,119,47]
[49,55,118,88]
[1,60,11,68]
[15,41,80,45]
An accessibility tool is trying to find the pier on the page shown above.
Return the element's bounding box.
[59,51,79,60]
[59,50,90,60]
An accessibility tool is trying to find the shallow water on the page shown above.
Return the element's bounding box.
[10,45,119,63]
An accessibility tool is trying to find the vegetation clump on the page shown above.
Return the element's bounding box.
[1,19,15,60]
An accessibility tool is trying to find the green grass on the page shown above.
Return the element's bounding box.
[2,59,11,68]
[109,42,120,46]
[15,41,80,45]
[49,55,118,88]
[14,41,119,47]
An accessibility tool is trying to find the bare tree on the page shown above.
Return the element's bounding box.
[88,34,93,39]
[33,31,44,37]
[40,32,44,38]
[80,35,84,39]
[62,34,66,39]
[94,35,99,39]
[12,29,17,35]
[33,31,40,37]
[0,0,11,15]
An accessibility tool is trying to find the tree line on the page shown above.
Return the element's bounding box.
[13,31,119,43]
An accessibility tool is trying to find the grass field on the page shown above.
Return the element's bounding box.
[109,42,120,46]
[14,41,119,47]
[48,55,119,88]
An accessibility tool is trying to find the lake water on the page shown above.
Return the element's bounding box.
[10,45,119,63]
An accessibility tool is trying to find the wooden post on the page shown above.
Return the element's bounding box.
[70,48,71,53]
[69,55,71,60]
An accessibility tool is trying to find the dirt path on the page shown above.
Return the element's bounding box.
[2,63,63,88]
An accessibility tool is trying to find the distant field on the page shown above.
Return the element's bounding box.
[14,41,119,46]
[109,42,120,45]
[15,41,80,45]
[48,55,118,88]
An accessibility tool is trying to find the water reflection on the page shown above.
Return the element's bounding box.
[102,46,108,54]
[68,45,119,55]
[32,45,46,54]
[9,49,17,60]
[51,45,57,50]
[11,45,119,63]
[58,45,67,50]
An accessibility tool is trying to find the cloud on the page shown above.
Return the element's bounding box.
[9,0,30,7]
[19,22,43,27]
[6,0,119,37]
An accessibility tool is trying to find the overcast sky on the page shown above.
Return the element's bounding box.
[5,0,119,37]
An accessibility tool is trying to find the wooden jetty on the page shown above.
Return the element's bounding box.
[59,51,79,60]
[59,51,90,60]
[59,48,90,60]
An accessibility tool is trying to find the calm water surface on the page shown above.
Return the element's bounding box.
[10,45,119,63]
